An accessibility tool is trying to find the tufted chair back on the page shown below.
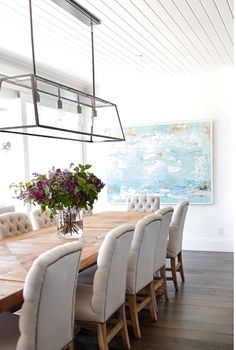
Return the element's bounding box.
[153,207,174,274]
[74,224,134,349]
[31,208,56,230]
[0,212,33,239]
[17,241,82,350]
[90,223,134,322]
[166,200,189,291]
[127,195,160,212]
[167,200,189,257]
[81,208,93,217]
[125,214,162,339]
[126,213,162,294]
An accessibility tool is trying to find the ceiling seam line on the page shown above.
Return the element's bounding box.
[101,22,177,75]
[185,0,225,67]
[172,0,220,69]
[98,0,186,74]
[142,0,205,72]
[226,0,234,18]
[212,0,233,43]
[156,0,210,71]
[83,0,196,75]
[128,0,197,73]
[114,0,190,74]
[199,0,233,63]
[124,0,195,74]
[64,0,176,75]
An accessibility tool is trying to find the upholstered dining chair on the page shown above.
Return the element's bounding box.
[31,208,57,229]
[166,200,189,291]
[0,212,33,239]
[127,195,160,212]
[81,207,93,216]
[0,241,83,350]
[126,213,162,339]
[153,207,174,303]
[74,223,134,350]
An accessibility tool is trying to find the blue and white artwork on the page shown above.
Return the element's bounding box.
[106,121,213,204]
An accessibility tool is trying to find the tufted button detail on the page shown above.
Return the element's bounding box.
[127,195,160,212]
[31,208,57,229]
[0,212,33,238]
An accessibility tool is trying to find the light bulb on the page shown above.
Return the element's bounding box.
[57,107,65,121]
[77,104,82,114]
[57,97,65,121]
[92,108,97,117]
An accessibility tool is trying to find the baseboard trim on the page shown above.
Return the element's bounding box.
[183,238,233,252]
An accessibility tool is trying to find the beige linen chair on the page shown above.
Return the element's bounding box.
[0,241,83,350]
[126,213,162,339]
[74,223,134,350]
[81,208,93,216]
[0,212,33,239]
[166,200,189,291]
[153,207,174,302]
[127,195,160,212]
[31,208,57,229]
[31,207,92,231]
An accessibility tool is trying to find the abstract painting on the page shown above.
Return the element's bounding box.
[106,121,213,204]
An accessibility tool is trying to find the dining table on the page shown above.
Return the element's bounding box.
[0,210,149,313]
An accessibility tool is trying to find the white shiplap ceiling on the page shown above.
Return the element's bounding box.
[0,0,234,88]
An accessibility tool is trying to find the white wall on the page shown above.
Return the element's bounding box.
[87,68,234,252]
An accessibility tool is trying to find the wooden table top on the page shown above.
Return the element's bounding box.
[0,211,148,313]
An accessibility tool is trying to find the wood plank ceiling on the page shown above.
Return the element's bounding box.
[0,0,234,87]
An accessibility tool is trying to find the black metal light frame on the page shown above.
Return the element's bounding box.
[0,0,125,143]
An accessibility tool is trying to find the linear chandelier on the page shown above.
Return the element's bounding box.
[0,0,125,143]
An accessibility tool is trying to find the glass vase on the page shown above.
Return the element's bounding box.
[57,207,83,238]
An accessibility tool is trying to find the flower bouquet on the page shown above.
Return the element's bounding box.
[11,164,105,236]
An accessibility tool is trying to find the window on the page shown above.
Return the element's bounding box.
[0,93,83,211]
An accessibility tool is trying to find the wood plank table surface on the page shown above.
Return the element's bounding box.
[0,211,149,313]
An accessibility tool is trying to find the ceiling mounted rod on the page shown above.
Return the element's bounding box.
[91,21,96,101]
[51,0,101,26]
[29,0,37,76]
[90,21,96,142]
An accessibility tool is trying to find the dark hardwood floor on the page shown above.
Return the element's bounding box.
[75,251,233,350]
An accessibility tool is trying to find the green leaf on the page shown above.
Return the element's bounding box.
[77,176,86,186]
[44,185,50,195]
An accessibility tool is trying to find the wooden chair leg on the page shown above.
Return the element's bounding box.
[171,257,178,291]
[97,323,108,350]
[67,341,74,350]
[127,294,141,339]
[119,304,131,350]
[178,251,185,282]
[148,281,158,321]
[160,266,169,302]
